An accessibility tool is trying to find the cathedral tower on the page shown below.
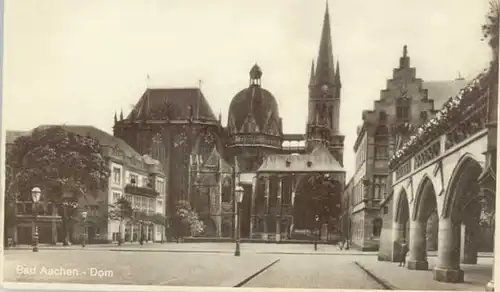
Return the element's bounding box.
[306,2,345,166]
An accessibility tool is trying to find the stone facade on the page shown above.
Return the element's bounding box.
[112,4,346,240]
[345,46,469,251]
[7,126,167,245]
[380,65,496,284]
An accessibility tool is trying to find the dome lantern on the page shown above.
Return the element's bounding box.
[249,64,262,86]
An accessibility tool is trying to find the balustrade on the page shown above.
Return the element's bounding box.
[230,134,281,147]
[16,201,59,217]
[414,140,441,169]
[444,93,487,150]
[395,160,411,181]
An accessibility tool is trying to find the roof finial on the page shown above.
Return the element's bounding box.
[309,59,315,85]
[250,63,262,86]
[120,109,124,121]
[335,60,341,86]
[114,112,118,124]
[403,45,408,57]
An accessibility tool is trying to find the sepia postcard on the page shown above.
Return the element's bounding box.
[1,0,498,291]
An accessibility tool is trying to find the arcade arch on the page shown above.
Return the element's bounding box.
[433,156,494,283]
[407,176,438,270]
[394,189,410,244]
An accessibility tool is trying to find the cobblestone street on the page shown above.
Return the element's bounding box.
[4,243,493,289]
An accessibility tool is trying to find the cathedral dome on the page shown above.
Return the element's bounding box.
[227,64,281,136]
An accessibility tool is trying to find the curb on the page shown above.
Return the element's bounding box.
[257,251,376,256]
[110,249,231,254]
[354,261,396,290]
[233,258,280,287]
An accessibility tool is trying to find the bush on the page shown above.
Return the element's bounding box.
[174,200,205,237]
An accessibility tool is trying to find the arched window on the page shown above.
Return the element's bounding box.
[372,218,383,237]
[396,98,410,121]
[221,177,232,203]
[374,126,389,159]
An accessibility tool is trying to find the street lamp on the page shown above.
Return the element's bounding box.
[31,187,42,252]
[234,185,244,257]
[314,215,320,251]
[81,211,88,247]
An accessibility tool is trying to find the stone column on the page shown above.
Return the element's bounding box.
[262,176,270,240]
[433,218,464,283]
[276,176,282,242]
[407,220,429,270]
[249,176,257,239]
[51,204,58,245]
[460,223,478,264]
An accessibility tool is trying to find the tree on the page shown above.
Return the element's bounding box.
[108,197,133,245]
[7,126,110,245]
[4,148,18,246]
[304,174,342,227]
[173,200,204,240]
[482,0,500,59]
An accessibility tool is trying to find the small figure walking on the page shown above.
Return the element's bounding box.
[399,241,409,267]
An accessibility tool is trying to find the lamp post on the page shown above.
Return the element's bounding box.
[234,185,244,257]
[31,187,42,252]
[81,211,88,247]
[314,215,319,251]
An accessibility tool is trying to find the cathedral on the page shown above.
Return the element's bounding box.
[113,4,346,240]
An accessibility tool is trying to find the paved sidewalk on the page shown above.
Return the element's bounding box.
[7,242,379,256]
[4,250,280,287]
[355,256,493,291]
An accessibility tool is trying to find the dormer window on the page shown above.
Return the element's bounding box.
[285,159,291,167]
[307,161,312,168]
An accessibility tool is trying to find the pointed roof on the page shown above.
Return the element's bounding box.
[196,147,232,186]
[335,60,341,86]
[315,2,336,86]
[128,88,217,122]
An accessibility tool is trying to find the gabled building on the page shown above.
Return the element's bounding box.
[7,125,166,245]
[344,46,469,251]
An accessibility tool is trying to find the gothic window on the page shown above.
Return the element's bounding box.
[197,131,216,163]
[221,177,232,203]
[373,176,387,200]
[374,126,389,159]
[396,98,410,121]
[372,218,382,237]
[151,133,164,161]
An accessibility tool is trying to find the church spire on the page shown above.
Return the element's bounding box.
[309,59,315,85]
[335,60,341,86]
[315,1,335,86]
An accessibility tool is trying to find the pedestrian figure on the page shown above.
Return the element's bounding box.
[399,241,409,267]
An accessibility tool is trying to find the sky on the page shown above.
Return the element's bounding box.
[3,0,492,178]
